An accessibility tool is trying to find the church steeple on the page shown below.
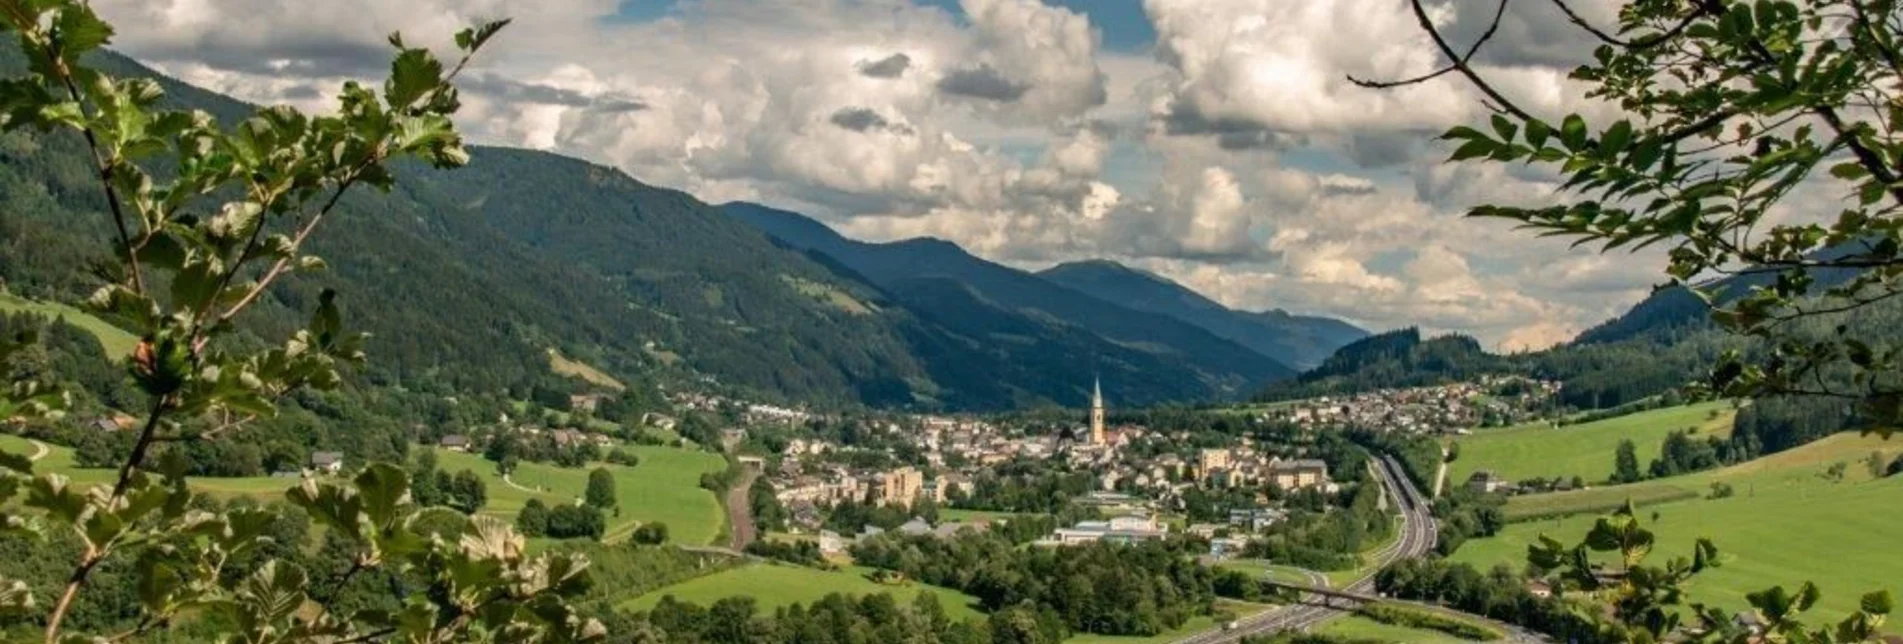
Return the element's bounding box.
[1090,377,1105,445]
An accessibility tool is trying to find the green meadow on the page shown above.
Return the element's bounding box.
[0,433,728,545]
[431,445,728,545]
[1315,615,1478,643]
[0,292,138,360]
[1454,432,1903,625]
[619,563,987,622]
[1449,401,1735,485]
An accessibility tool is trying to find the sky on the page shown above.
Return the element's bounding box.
[89,0,1671,351]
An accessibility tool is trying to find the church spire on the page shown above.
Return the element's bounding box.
[1089,377,1105,445]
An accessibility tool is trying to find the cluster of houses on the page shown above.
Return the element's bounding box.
[1268,377,1560,435]
[1193,447,1333,492]
[817,516,993,555]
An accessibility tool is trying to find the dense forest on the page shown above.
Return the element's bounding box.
[0,45,1304,414]
[849,533,1219,637]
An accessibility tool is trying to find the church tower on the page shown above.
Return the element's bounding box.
[1090,377,1106,445]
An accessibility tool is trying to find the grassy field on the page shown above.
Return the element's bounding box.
[545,348,625,391]
[0,292,138,360]
[1217,558,1321,585]
[0,434,727,544]
[938,508,1033,523]
[1314,615,1477,643]
[1455,432,1903,625]
[0,434,305,496]
[1449,402,1735,485]
[1066,602,1270,644]
[619,563,986,621]
[432,445,727,545]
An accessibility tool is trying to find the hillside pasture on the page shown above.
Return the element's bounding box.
[619,563,986,622]
[1449,402,1735,486]
[1315,615,1478,643]
[0,292,138,360]
[0,434,308,497]
[432,445,727,545]
[1455,432,1903,625]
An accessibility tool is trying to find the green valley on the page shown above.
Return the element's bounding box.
[1453,432,1903,624]
[1449,401,1737,487]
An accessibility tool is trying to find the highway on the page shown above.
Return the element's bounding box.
[1175,454,1438,644]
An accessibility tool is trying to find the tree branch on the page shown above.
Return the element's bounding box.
[1549,0,1708,50]
[42,41,143,297]
[1400,0,1535,121]
[1349,0,1510,89]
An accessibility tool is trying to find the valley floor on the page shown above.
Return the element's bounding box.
[1452,432,1903,625]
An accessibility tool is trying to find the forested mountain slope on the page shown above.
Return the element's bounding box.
[0,46,1268,411]
[722,202,1297,391]
[1036,260,1366,370]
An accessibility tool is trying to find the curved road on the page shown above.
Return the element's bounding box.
[1177,455,1437,644]
[725,466,761,551]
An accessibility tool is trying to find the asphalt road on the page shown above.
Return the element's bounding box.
[1174,455,1437,644]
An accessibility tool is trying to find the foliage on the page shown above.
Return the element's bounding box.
[0,4,612,641]
[545,504,607,541]
[1410,0,1903,426]
[849,532,1218,637]
[742,540,825,567]
[1528,502,1891,642]
[1616,439,1644,484]
[1379,557,1631,643]
[631,522,669,546]
[1354,603,1504,641]
[585,467,616,510]
[633,590,993,644]
[519,498,552,538]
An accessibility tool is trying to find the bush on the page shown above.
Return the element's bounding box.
[1357,603,1503,641]
[545,504,605,540]
[605,448,640,466]
[632,522,669,545]
[517,499,550,537]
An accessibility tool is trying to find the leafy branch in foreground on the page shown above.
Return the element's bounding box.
[0,1,602,641]
[1529,502,1891,642]
[1364,0,1903,426]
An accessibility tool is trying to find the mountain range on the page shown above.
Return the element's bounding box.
[0,46,1368,412]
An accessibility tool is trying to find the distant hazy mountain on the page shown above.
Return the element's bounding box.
[1037,260,1366,369]
[722,202,1298,393]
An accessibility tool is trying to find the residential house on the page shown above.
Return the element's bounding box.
[1466,469,1510,493]
[1043,514,1169,546]
[870,467,923,507]
[310,452,345,474]
[818,530,846,555]
[568,393,605,414]
[1198,448,1233,477]
[1209,537,1248,559]
[438,434,471,452]
[897,517,934,537]
[1268,459,1329,490]
[1228,508,1287,532]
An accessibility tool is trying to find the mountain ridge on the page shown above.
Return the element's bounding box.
[721,201,1299,392]
[0,46,1276,411]
[1036,259,1367,369]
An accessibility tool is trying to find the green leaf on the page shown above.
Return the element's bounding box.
[385,48,444,110]
[1601,120,1632,156]
[353,462,409,529]
[1863,590,1894,616]
[1450,139,1496,162]
[1560,114,1588,151]
[52,3,114,60]
[1524,118,1550,148]
[1490,114,1518,142]
[1830,162,1870,181]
